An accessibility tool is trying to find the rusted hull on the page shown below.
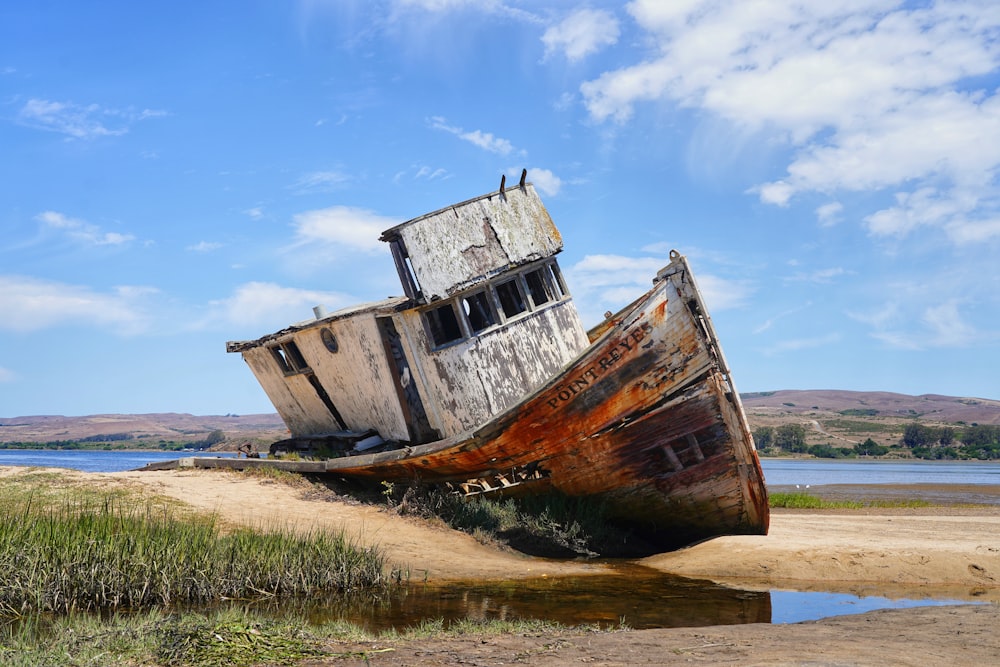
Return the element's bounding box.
[321,254,769,549]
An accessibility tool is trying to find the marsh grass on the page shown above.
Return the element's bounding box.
[2,607,594,667]
[769,492,932,509]
[237,465,313,488]
[388,484,643,557]
[0,480,386,616]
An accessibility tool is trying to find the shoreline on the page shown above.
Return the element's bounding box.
[5,465,999,665]
[4,465,999,593]
[108,470,1000,599]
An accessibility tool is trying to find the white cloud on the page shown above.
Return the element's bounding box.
[524,167,561,196]
[212,282,353,328]
[689,272,754,312]
[755,181,794,207]
[391,0,540,23]
[580,1,1000,244]
[35,211,135,246]
[542,9,620,62]
[568,254,664,289]
[566,254,663,325]
[17,98,166,139]
[945,216,1000,244]
[922,299,980,347]
[414,165,448,180]
[816,202,843,227]
[566,253,751,325]
[0,275,153,334]
[753,302,814,335]
[290,205,399,254]
[291,170,351,194]
[396,0,499,11]
[762,332,841,356]
[864,185,1000,243]
[0,366,15,383]
[849,297,988,350]
[245,207,264,219]
[187,241,223,252]
[430,117,515,155]
[785,267,848,284]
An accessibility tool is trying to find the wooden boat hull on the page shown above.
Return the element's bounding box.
[320,253,769,549]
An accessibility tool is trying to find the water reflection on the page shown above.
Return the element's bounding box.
[276,566,771,631]
[254,566,977,632]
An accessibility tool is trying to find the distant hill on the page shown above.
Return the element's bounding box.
[741,390,1000,426]
[3,390,999,446]
[0,413,287,444]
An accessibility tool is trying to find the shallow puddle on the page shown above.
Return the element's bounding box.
[284,564,976,631]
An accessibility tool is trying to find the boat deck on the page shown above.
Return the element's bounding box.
[135,457,328,473]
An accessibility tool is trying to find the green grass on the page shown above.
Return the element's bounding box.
[1,607,598,667]
[388,484,638,557]
[818,418,899,434]
[0,476,386,616]
[769,492,932,509]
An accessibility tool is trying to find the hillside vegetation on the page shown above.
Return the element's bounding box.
[743,390,1000,460]
[3,391,999,460]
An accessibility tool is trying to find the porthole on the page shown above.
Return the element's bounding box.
[320,328,339,353]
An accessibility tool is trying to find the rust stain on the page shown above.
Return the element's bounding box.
[223,183,768,550]
[323,267,769,549]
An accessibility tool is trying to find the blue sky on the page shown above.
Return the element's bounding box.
[2,0,998,417]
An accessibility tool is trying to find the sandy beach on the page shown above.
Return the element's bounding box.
[6,465,1000,664]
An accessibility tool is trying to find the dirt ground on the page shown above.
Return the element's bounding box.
[311,604,999,666]
[9,466,1000,665]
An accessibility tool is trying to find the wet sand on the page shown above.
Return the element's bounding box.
[770,481,1000,506]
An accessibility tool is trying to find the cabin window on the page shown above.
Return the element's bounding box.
[425,302,463,347]
[462,290,497,333]
[285,341,309,370]
[388,238,423,301]
[270,345,292,373]
[268,340,309,375]
[269,340,310,374]
[495,278,527,319]
[525,267,557,307]
[548,262,569,297]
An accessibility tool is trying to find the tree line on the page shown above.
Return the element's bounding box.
[753,422,1000,460]
[0,430,227,452]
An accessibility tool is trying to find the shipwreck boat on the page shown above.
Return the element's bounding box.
[225,172,768,549]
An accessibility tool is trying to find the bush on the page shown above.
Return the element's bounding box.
[855,438,889,456]
[807,444,855,459]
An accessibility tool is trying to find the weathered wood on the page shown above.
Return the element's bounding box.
[312,256,768,548]
[380,184,562,301]
[219,181,769,549]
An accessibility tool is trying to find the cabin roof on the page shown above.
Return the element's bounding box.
[225,295,409,353]
[380,186,512,240]
[379,182,562,301]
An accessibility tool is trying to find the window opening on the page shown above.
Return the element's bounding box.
[525,267,556,307]
[426,302,463,347]
[269,345,292,373]
[495,278,527,319]
[388,238,422,301]
[269,341,310,374]
[462,290,497,333]
[548,262,569,297]
[284,341,309,371]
